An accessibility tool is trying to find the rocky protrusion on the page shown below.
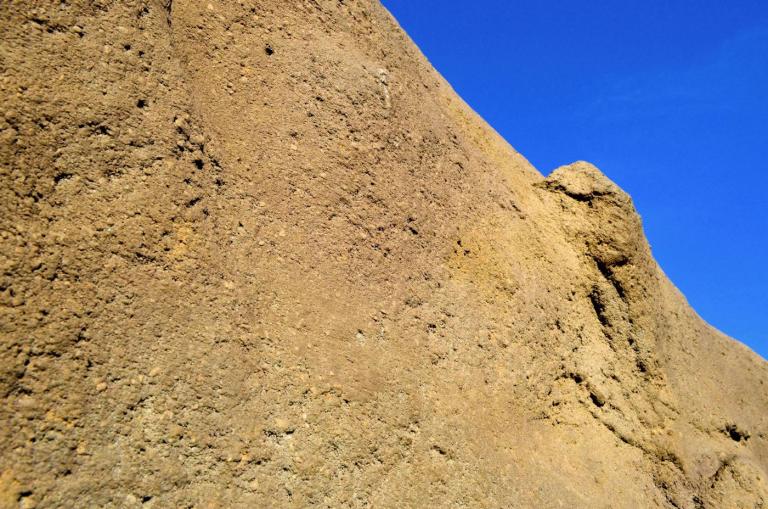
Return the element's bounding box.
[542,161,646,269]
[543,161,625,202]
[539,161,679,487]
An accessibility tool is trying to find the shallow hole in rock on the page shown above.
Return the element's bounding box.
[431,445,448,456]
[589,392,605,407]
[724,424,750,443]
[589,288,609,327]
[136,99,148,109]
[53,172,72,184]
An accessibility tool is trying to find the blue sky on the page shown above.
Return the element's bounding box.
[381,0,768,360]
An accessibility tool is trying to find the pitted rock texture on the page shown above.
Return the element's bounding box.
[1,1,767,508]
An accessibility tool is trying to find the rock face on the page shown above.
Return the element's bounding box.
[1,1,766,507]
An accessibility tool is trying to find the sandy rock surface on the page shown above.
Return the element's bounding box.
[1,1,766,507]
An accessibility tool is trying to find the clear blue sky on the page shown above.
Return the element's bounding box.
[381,0,768,360]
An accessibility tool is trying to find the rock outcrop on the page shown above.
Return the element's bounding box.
[1,1,766,507]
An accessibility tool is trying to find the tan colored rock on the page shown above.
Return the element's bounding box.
[1,1,766,507]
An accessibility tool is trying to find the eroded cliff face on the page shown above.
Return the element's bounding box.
[1,1,766,508]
